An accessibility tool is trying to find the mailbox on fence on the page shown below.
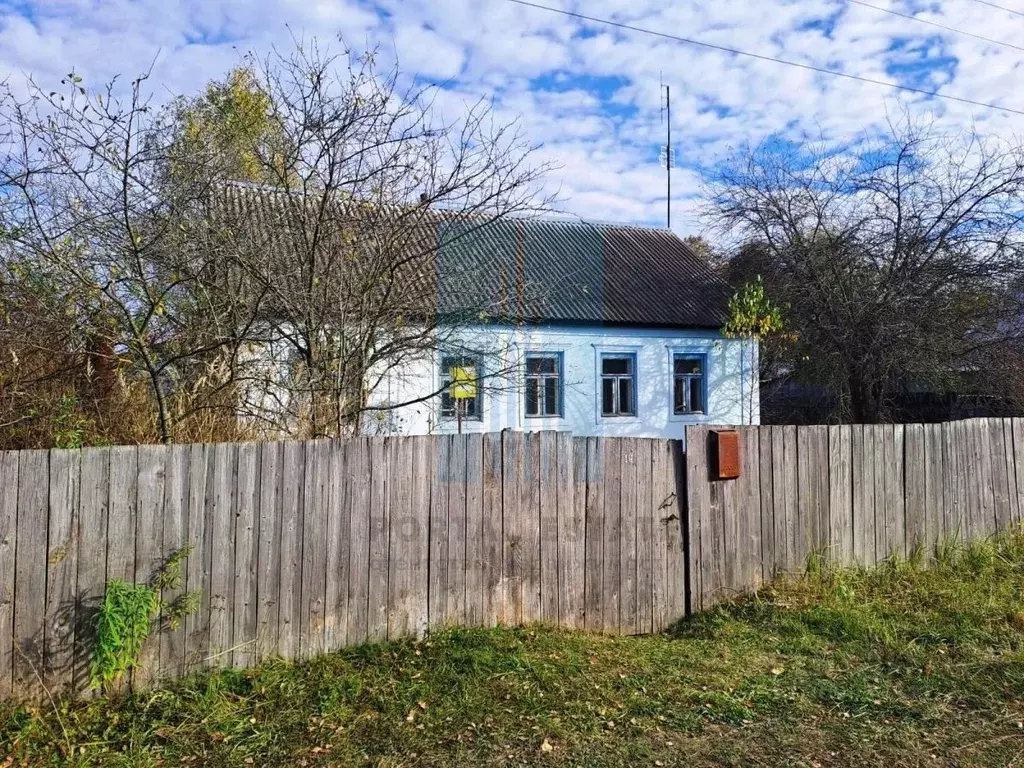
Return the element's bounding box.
[710,429,741,480]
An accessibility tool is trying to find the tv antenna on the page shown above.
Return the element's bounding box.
[659,74,672,229]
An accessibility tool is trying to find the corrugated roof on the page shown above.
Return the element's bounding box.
[214,185,730,329]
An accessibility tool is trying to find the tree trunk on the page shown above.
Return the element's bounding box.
[849,371,884,424]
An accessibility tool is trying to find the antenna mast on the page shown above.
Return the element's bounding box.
[660,77,671,229]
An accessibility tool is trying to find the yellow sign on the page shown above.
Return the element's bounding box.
[450,366,477,399]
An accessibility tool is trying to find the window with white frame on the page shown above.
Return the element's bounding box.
[672,354,706,415]
[600,353,637,417]
[440,354,482,420]
[524,353,563,418]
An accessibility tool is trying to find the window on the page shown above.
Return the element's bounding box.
[440,355,482,420]
[601,354,636,417]
[673,354,705,415]
[524,353,563,417]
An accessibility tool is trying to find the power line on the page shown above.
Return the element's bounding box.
[505,0,1024,117]
[963,0,1024,19]
[848,0,1024,53]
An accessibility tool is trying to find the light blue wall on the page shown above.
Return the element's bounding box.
[366,323,757,442]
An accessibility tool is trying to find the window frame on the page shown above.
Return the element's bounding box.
[599,352,638,418]
[438,352,484,422]
[672,352,707,416]
[523,351,564,419]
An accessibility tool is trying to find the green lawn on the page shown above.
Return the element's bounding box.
[4,532,1024,767]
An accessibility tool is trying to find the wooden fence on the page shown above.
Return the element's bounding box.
[0,433,685,700]
[684,419,1024,611]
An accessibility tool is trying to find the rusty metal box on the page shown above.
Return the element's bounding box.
[711,429,741,480]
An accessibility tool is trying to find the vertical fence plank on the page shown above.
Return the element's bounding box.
[1013,420,1024,525]
[601,439,621,633]
[301,440,329,655]
[560,434,585,630]
[780,426,799,572]
[829,426,854,566]
[74,447,108,694]
[428,435,450,630]
[538,432,559,624]
[160,445,190,682]
[686,426,709,613]
[134,445,165,688]
[45,449,79,694]
[653,436,672,626]
[13,451,48,698]
[634,440,653,635]
[619,438,638,634]
[232,443,260,667]
[667,440,687,623]
[366,438,389,642]
[410,436,431,638]
[447,435,469,627]
[255,442,282,662]
[208,443,236,669]
[347,438,372,646]
[521,433,542,624]
[923,425,943,556]
[736,428,762,592]
[481,433,503,627]
[584,437,603,632]
[991,419,1013,533]
[796,427,817,568]
[1002,419,1019,526]
[278,440,305,657]
[758,427,776,580]
[387,437,413,639]
[904,424,926,557]
[0,453,18,698]
[184,444,210,672]
[464,434,485,628]
[502,431,524,627]
[324,440,351,650]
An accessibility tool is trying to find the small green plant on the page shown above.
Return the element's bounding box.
[52,394,91,449]
[89,545,200,689]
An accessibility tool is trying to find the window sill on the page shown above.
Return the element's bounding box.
[668,412,711,423]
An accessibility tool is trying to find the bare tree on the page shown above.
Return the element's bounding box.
[207,39,553,438]
[704,118,1024,423]
[0,70,263,443]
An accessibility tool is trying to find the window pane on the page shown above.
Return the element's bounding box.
[618,378,633,415]
[602,356,629,375]
[441,392,454,415]
[674,356,701,375]
[525,379,540,416]
[690,378,703,412]
[528,355,557,374]
[543,378,559,415]
[673,379,685,413]
[602,378,615,415]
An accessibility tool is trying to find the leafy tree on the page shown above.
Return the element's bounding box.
[722,277,787,424]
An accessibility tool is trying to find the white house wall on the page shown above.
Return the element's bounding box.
[364,323,757,442]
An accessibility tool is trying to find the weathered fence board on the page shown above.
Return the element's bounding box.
[4,420,1023,703]
[685,419,1024,611]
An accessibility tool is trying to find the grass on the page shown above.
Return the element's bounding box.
[4,532,1024,767]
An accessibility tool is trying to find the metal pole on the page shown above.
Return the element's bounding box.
[666,84,671,230]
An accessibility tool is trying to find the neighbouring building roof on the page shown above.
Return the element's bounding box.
[215,184,731,330]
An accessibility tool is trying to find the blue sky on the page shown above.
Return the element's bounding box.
[3,0,1023,234]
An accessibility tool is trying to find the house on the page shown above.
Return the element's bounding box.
[368,217,757,439]
[215,185,756,440]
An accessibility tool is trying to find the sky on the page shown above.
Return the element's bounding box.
[3,0,1024,235]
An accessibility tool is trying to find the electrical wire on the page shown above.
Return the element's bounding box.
[504,0,1024,117]
[962,0,1024,19]
[848,0,1024,53]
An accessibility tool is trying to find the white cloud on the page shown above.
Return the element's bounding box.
[3,0,1024,235]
